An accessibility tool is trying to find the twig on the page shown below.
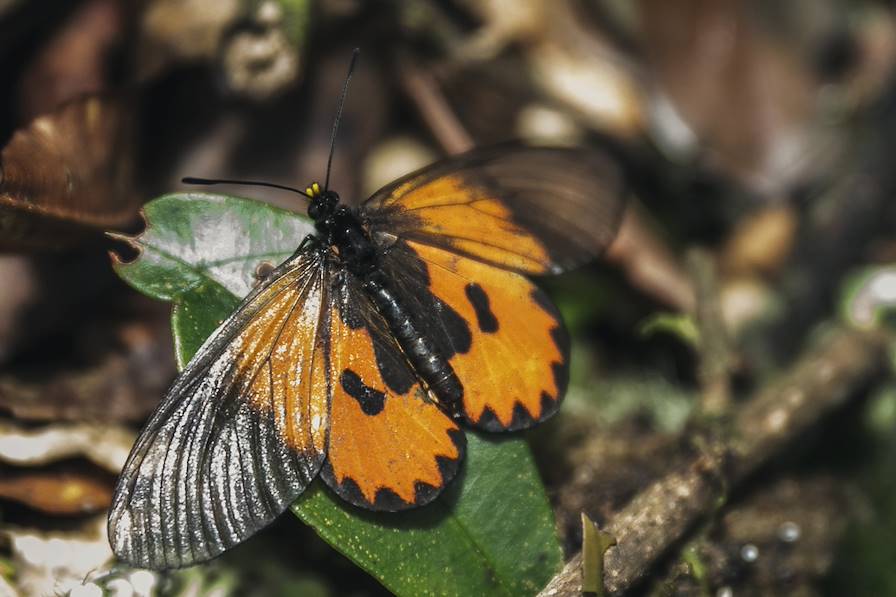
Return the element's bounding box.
[604,204,696,313]
[687,248,733,416]
[538,326,888,596]
[396,57,474,155]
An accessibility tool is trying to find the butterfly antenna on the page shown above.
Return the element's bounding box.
[182,177,312,198]
[324,48,360,192]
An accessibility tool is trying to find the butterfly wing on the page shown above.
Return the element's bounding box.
[359,144,620,430]
[362,144,626,275]
[320,268,465,510]
[108,247,330,569]
[375,241,568,431]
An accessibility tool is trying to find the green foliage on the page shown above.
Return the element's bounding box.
[827,385,896,596]
[565,341,695,433]
[580,513,615,596]
[114,192,563,596]
[639,312,700,348]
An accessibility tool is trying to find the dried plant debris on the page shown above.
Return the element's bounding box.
[3,516,113,596]
[0,95,137,249]
[0,317,173,423]
[0,468,112,515]
[634,0,895,195]
[0,420,134,473]
[17,0,127,119]
[138,0,309,98]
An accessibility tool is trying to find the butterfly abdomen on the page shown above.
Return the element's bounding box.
[361,269,464,414]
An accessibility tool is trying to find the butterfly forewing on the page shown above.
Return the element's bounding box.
[108,248,330,568]
[363,144,626,275]
[320,269,465,510]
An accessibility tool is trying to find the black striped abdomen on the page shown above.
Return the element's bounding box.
[362,272,464,413]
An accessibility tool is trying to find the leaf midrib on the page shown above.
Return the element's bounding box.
[137,238,293,296]
[435,498,516,597]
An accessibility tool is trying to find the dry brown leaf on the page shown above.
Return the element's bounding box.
[3,516,113,596]
[0,317,173,423]
[18,0,127,120]
[636,0,838,194]
[0,95,138,250]
[721,205,799,276]
[0,421,134,473]
[0,470,111,515]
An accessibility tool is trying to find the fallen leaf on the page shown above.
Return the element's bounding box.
[0,316,174,423]
[0,421,134,473]
[0,95,138,250]
[3,516,112,597]
[636,0,827,194]
[18,0,127,119]
[0,469,111,515]
[721,205,798,276]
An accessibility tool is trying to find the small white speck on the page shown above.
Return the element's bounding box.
[778,521,801,543]
[784,389,803,406]
[740,543,759,562]
[766,409,787,432]
[816,363,834,383]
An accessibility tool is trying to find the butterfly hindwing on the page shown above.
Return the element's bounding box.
[320,269,465,510]
[362,144,626,275]
[379,242,569,431]
[108,247,330,569]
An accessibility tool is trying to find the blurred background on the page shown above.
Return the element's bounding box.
[3,0,896,595]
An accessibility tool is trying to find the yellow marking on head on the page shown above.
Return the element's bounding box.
[305,182,323,198]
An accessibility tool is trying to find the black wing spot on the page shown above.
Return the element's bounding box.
[340,369,386,416]
[464,283,499,333]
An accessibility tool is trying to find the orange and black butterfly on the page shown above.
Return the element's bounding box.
[108,56,625,570]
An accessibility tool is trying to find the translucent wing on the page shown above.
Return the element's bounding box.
[108,248,330,569]
[362,144,626,275]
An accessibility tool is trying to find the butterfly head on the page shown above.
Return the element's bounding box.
[306,182,340,221]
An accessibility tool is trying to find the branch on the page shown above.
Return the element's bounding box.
[687,248,733,416]
[538,326,888,596]
[396,57,474,155]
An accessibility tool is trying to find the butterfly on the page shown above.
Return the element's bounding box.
[107,54,626,570]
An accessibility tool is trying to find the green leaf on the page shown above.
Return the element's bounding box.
[171,278,240,369]
[639,312,700,348]
[580,513,615,596]
[114,192,563,596]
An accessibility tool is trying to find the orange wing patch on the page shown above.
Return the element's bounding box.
[226,265,329,456]
[321,280,464,510]
[383,175,553,274]
[407,241,569,431]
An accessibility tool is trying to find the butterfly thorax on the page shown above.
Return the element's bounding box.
[308,188,378,278]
